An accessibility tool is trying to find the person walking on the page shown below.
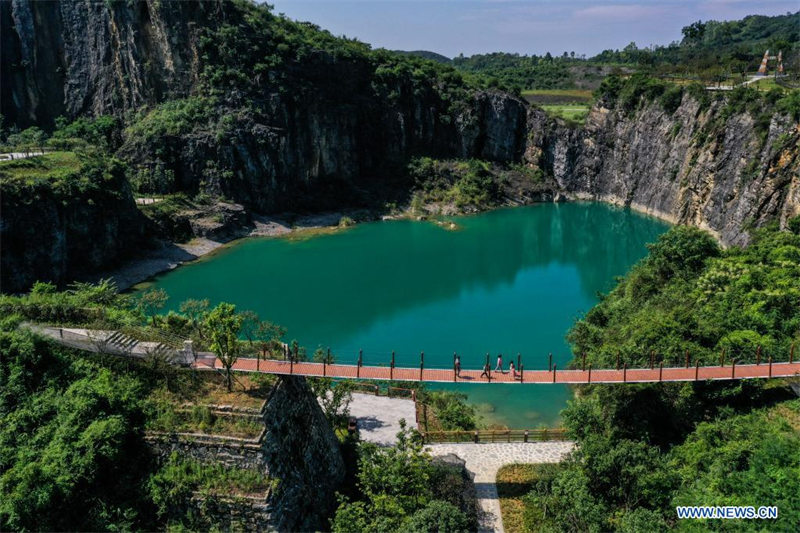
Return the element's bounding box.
[454,354,461,377]
[495,353,504,373]
[509,360,517,380]
[480,360,491,379]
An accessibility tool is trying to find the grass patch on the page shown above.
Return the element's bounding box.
[150,372,274,411]
[0,151,82,182]
[522,89,593,105]
[145,374,273,438]
[497,463,562,533]
[541,104,591,122]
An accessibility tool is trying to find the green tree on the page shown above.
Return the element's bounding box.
[179,298,209,340]
[404,500,471,532]
[204,302,243,391]
[136,288,168,326]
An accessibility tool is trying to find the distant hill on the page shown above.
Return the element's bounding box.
[681,11,799,51]
[393,50,451,64]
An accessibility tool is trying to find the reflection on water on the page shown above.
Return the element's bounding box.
[150,203,669,427]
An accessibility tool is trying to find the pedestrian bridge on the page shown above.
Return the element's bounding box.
[32,325,800,384]
[193,354,800,384]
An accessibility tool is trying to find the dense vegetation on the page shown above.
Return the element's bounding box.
[332,422,477,532]
[1,281,472,531]
[0,284,279,530]
[511,222,800,531]
[450,12,799,91]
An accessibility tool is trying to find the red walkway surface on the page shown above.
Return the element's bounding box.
[192,356,800,384]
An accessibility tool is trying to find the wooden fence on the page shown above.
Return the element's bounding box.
[420,427,568,444]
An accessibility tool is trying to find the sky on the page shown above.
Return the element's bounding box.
[269,0,798,58]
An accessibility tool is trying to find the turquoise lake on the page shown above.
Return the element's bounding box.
[148,203,670,427]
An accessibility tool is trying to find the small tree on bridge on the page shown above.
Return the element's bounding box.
[205,302,243,392]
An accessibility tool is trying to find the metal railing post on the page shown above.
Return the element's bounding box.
[695,359,700,381]
[520,364,524,383]
[768,356,773,378]
[623,362,627,382]
[552,364,557,383]
[419,351,424,381]
[390,351,395,380]
[587,363,592,383]
[756,346,761,365]
[659,361,663,382]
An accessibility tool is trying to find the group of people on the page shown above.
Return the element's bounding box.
[453,353,520,379]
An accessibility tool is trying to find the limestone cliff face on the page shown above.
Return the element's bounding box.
[527,96,800,246]
[118,88,528,213]
[1,0,208,128]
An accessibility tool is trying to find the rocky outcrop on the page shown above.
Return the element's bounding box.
[527,96,800,246]
[0,158,150,293]
[147,376,345,532]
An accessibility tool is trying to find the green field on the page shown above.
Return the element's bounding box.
[540,104,591,122]
[521,89,593,105]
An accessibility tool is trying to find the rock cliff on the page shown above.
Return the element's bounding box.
[1,0,208,128]
[148,376,345,531]
[527,95,800,246]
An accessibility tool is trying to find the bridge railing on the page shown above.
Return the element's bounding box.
[421,428,568,444]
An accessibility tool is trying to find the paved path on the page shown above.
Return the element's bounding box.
[195,356,800,384]
[427,442,574,533]
[346,392,416,445]
[0,150,45,161]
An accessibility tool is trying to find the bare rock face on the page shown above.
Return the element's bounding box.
[1,0,210,128]
[259,376,346,531]
[527,96,800,246]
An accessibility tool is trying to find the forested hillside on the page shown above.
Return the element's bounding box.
[512,223,800,531]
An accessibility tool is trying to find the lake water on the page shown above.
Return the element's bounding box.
[148,203,669,427]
